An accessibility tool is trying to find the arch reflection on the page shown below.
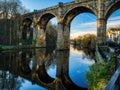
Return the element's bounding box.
[0,47,94,90]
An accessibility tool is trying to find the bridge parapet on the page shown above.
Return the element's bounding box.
[23,0,98,18]
[105,66,120,90]
[75,0,88,2]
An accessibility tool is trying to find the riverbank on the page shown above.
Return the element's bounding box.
[86,52,116,90]
[0,45,36,51]
[0,45,57,51]
[0,45,15,50]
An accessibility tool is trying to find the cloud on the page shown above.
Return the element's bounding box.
[70,31,96,39]
[108,16,120,21]
[70,46,95,65]
[107,16,120,28]
[80,58,95,65]
[71,21,97,31]
[71,21,97,39]
[80,21,96,26]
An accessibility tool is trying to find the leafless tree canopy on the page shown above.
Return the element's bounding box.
[0,0,29,19]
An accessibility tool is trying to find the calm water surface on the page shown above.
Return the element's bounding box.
[0,46,95,90]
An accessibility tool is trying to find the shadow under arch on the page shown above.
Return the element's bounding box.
[19,51,32,75]
[22,18,33,26]
[105,1,120,20]
[20,18,33,45]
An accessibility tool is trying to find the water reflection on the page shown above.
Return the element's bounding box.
[69,46,95,88]
[0,46,95,90]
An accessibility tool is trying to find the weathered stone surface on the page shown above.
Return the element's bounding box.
[36,29,46,47]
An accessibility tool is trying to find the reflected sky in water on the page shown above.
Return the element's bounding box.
[47,65,56,78]
[69,47,95,88]
[19,77,46,90]
[46,46,95,88]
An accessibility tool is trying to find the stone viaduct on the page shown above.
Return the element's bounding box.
[21,0,120,50]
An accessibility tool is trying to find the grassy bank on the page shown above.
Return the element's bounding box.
[0,45,15,50]
[0,45,35,51]
[86,53,116,90]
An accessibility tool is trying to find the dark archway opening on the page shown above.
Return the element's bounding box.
[20,18,33,45]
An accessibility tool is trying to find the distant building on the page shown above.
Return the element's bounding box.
[106,27,120,44]
[118,34,120,44]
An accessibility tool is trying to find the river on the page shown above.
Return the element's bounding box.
[0,45,95,90]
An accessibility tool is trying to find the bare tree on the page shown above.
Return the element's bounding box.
[0,0,29,19]
[0,0,30,45]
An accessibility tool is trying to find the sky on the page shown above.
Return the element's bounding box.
[21,0,120,39]
[21,0,73,11]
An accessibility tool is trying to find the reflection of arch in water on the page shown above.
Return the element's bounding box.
[35,47,56,79]
[0,49,88,90]
[55,50,87,90]
[19,51,32,75]
[37,62,55,83]
[19,63,31,75]
[20,18,33,45]
[0,50,65,90]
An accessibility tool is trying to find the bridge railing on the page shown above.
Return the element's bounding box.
[105,66,120,90]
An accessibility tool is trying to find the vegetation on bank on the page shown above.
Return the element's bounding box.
[46,22,57,47]
[0,45,15,49]
[86,52,116,90]
[72,34,96,50]
[0,0,29,19]
[72,34,116,89]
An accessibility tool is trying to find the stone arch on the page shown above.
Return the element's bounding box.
[105,1,120,20]
[37,63,55,83]
[62,6,96,49]
[22,18,33,27]
[35,12,57,47]
[63,6,96,25]
[37,12,57,30]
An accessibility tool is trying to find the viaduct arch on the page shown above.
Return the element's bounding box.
[21,0,120,50]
